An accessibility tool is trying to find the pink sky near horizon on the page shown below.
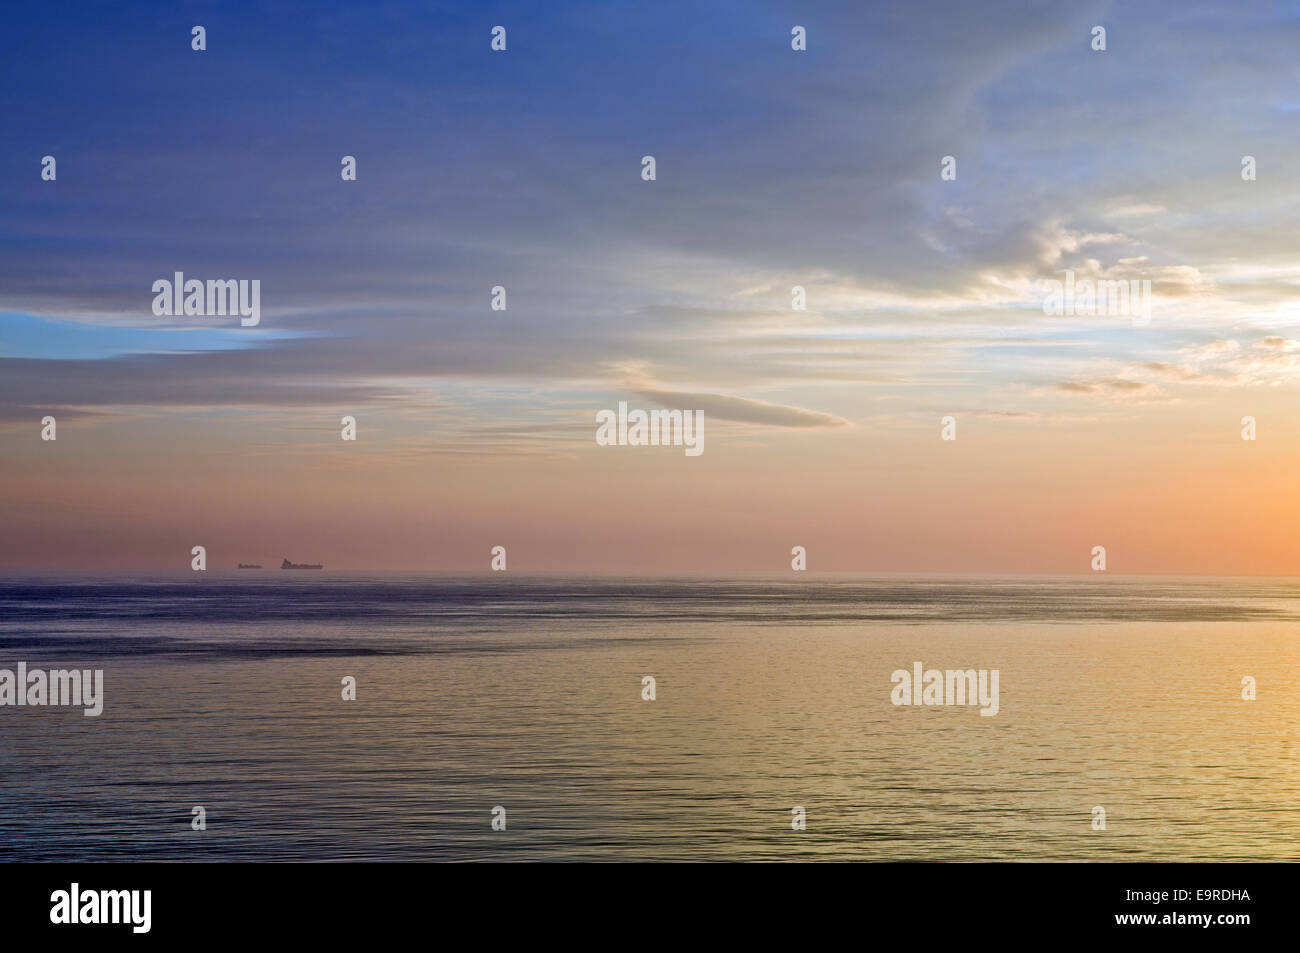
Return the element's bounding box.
[5,385,1299,574]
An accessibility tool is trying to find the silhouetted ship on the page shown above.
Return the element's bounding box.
[281,558,323,570]
[237,563,263,569]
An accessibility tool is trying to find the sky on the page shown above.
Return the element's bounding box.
[3,0,1300,573]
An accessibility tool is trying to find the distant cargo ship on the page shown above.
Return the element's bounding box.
[281,558,323,570]
[237,563,263,569]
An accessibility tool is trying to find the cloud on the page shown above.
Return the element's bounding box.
[631,385,849,429]
[1051,334,1300,400]
[2,0,1299,432]
[1109,203,1168,218]
[1133,361,1209,381]
[1055,377,1158,396]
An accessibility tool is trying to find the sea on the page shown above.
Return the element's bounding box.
[1,574,1297,861]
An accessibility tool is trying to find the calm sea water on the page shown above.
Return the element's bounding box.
[1,575,1297,862]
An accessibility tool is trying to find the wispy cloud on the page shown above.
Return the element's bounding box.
[632,383,849,428]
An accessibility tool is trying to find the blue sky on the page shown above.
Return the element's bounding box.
[4,2,1298,399]
[3,1,1298,418]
